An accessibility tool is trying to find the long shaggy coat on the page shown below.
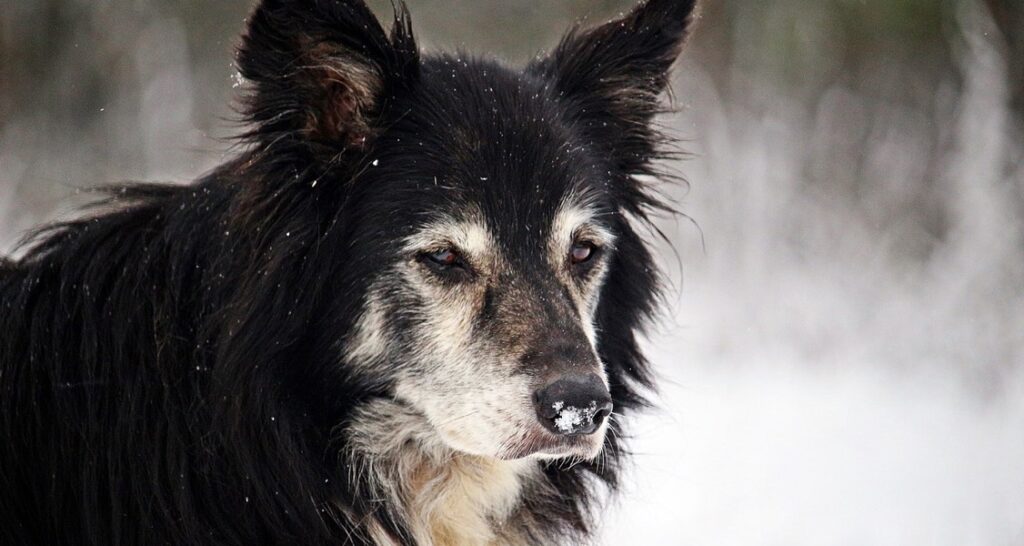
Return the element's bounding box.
[0,0,697,544]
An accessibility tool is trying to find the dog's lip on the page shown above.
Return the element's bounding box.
[499,426,605,460]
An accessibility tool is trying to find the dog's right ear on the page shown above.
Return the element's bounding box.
[529,0,697,177]
[237,0,419,151]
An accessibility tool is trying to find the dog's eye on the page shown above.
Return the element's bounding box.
[418,247,473,280]
[427,249,459,267]
[569,242,598,265]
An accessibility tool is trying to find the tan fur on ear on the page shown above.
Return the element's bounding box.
[301,40,383,148]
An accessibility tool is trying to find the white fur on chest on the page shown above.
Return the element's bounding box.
[347,400,538,546]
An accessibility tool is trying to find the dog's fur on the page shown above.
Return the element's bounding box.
[0,1,696,544]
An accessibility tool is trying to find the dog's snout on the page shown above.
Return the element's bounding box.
[533,373,612,436]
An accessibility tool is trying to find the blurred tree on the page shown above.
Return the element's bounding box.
[982,0,1024,126]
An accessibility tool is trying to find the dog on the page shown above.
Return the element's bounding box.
[0,0,696,544]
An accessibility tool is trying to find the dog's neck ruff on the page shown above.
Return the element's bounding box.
[346,399,540,546]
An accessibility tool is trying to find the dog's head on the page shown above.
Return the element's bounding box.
[236,0,696,461]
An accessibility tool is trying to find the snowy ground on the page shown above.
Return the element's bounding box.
[601,310,1024,545]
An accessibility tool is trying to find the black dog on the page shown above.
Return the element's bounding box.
[0,0,696,543]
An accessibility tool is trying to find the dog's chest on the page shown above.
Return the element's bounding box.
[402,454,534,546]
[347,401,538,545]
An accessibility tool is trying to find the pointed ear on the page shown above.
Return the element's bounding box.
[530,0,698,168]
[237,0,419,151]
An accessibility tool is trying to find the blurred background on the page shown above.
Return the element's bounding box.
[2,0,1023,544]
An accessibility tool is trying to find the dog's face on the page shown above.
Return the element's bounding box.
[344,68,623,459]
[237,0,696,460]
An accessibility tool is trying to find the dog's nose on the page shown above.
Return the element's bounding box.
[533,373,613,436]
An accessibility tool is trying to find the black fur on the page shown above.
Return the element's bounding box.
[0,1,696,544]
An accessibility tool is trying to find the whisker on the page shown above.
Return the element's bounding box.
[433,409,481,427]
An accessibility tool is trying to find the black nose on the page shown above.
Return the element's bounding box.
[533,373,613,436]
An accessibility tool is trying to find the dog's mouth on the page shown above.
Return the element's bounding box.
[496,424,608,461]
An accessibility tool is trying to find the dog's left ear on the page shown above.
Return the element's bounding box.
[530,0,698,169]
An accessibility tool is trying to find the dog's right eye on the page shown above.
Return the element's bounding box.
[426,249,458,267]
[418,248,473,280]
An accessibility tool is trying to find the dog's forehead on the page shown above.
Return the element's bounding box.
[385,58,615,248]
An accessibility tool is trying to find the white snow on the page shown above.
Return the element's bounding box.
[552,401,598,434]
[601,332,1024,546]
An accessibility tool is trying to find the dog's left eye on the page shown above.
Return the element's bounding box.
[569,242,598,265]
